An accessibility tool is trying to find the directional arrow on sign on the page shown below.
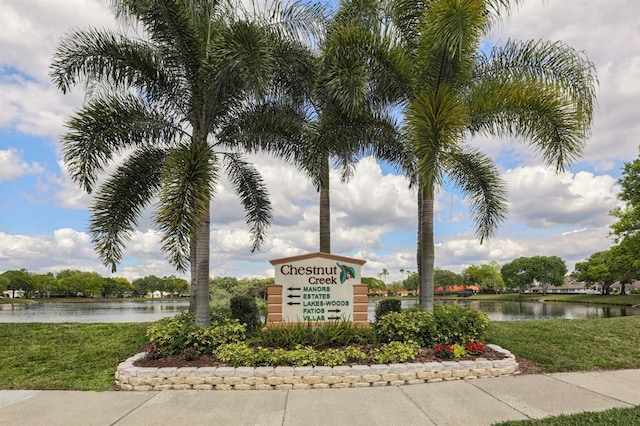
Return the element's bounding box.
[287,294,301,298]
[287,301,301,306]
[327,316,341,320]
[287,287,301,291]
[327,309,341,313]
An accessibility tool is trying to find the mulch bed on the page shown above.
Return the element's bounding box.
[134,344,538,372]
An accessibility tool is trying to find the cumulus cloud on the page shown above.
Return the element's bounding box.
[504,166,619,229]
[487,0,640,166]
[0,149,37,182]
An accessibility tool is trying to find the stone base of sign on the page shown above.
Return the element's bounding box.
[115,344,518,391]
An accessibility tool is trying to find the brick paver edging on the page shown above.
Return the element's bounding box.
[115,344,518,391]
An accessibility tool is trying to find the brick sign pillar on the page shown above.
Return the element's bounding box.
[267,252,368,324]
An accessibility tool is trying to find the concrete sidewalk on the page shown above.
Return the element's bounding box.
[1,369,639,426]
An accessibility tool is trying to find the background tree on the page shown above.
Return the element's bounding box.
[362,276,386,293]
[434,268,462,294]
[609,237,640,295]
[610,149,640,239]
[132,275,164,297]
[0,275,9,293]
[502,256,567,295]
[384,0,596,311]
[403,272,419,292]
[50,0,320,326]
[379,268,390,284]
[572,250,615,295]
[0,270,33,298]
[463,263,504,293]
[31,273,57,298]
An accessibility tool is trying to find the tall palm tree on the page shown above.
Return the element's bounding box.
[50,0,320,326]
[220,0,407,254]
[384,0,597,311]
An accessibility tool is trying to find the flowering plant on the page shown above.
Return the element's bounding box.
[144,344,164,360]
[434,344,455,359]
[182,346,201,361]
[464,341,484,355]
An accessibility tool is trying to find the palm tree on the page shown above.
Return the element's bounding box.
[220,0,406,254]
[50,0,320,326]
[385,0,597,311]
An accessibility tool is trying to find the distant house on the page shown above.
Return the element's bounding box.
[435,285,480,294]
[2,289,26,298]
[544,280,591,294]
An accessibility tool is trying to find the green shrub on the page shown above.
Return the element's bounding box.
[145,313,198,355]
[370,341,420,364]
[318,348,347,367]
[431,304,490,345]
[215,343,366,367]
[375,310,435,346]
[375,305,490,347]
[187,318,246,352]
[344,346,368,362]
[215,342,255,367]
[258,321,376,349]
[230,295,261,332]
[374,298,402,322]
[146,313,246,356]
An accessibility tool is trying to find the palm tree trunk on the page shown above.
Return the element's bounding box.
[319,155,331,253]
[195,203,211,327]
[418,182,435,312]
[189,238,197,313]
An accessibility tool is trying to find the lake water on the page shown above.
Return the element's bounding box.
[0,300,190,323]
[1,298,639,323]
[367,299,640,321]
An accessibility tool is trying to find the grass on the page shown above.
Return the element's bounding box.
[493,405,640,426]
[487,316,640,372]
[0,323,147,391]
[2,316,639,390]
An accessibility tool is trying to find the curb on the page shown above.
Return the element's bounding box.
[115,344,519,391]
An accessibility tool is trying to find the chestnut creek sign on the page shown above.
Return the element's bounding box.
[270,252,366,322]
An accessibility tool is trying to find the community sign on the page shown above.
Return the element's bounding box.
[268,252,368,323]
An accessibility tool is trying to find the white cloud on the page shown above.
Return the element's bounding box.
[504,166,619,229]
[0,149,35,182]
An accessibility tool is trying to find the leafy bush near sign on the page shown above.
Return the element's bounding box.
[374,298,402,322]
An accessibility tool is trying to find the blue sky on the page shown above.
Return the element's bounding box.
[1,0,639,283]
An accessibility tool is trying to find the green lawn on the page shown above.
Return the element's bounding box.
[0,323,147,391]
[1,315,640,390]
[493,405,640,426]
[487,315,640,372]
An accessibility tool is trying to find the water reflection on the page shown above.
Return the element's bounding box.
[367,299,640,321]
[2,298,639,323]
[0,300,189,323]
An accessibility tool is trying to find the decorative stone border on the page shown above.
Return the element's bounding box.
[115,344,518,391]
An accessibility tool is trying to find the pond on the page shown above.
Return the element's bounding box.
[1,298,639,323]
[367,299,640,321]
[0,300,190,323]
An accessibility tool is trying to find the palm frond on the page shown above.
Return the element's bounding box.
[155,139,216,271]
[222,153,273,252]
[90,147,168,272]
[446,148,507,242]
[218,100,309,162]
[478,39,597,127]
[62,93,181,193]
[468,79,586,171]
